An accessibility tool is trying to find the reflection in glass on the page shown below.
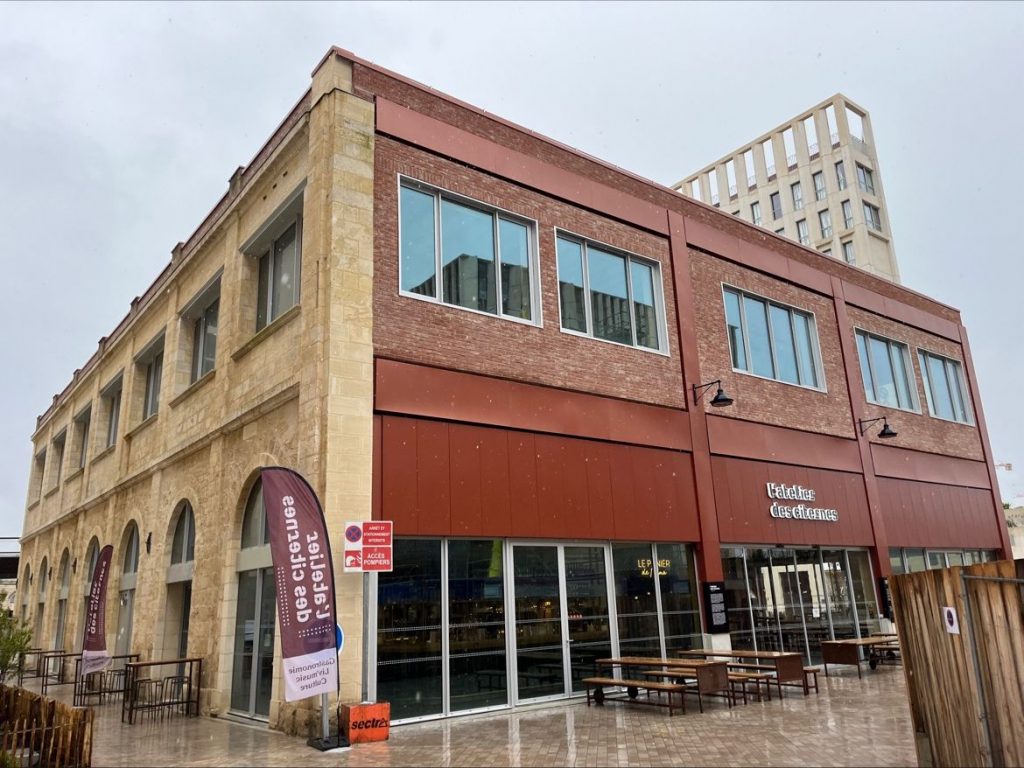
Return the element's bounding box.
[822,550,856,641]
[658,544,700,654]
[512,546,565,700]
[448,540,507,711]
[400,186,437,297]
[630,261,659,350]
[725,291,746,370]
[744,296,775,378]
[231,570,257,713]
[612,544,661,657]
[745,548,782,651]
[770,306,799,384]
[499,220,531,320]
[794,548,829,662]
[588,248,632,345]
[905,549,926,573]
[377,540,443,719]
[847,550,879,636]
[557,237,587,333]
[721,548,755,650]
[441,200,496,314]
[563,547,611,691]
[889,548,906,576]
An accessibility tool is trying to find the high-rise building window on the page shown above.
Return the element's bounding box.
[690,179,701,201]
[796,219,810,245]
[791,182,803,211]
[761,138,776,178]
[775,227,785,235]
[825,104,839,145]
[846,107,865,142]
[743,149,756,188]
[708,169,720,206]
[863,203,883,231]
[842,200,854,229]
[818,210,832,238]
[770,192,783,220]
[750,201,762,226]
[856,164,876,195]
[782,128,797,168]
[813,172,826,201]
[835,161,847,191]
[856,330,916,411]
[723,286,823,389]
[725,160,737,197]
[842,241,855,264]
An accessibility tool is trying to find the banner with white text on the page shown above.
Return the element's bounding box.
[81,544,113,676]
[261,467,339,702]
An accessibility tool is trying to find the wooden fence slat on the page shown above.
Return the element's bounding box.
[0,683,94,768]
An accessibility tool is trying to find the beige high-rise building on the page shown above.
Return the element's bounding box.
[675,94,900,283]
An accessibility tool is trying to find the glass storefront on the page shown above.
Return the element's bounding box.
[374,538,701,722]
[721,546,880,662]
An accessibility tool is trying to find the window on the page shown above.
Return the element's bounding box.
[842,200,854,229]
[50,430,66,488]
[690,179,701,201]
[556,234,664,351]
[791,182,803,211]
[855,330,916,410]
[171,503,196,565]
[750,201,762,226]
[256,221,300,330]
[774,227,785,235]
[813,172,826,201]
[725,160,737,197]
[846,107,865,141]
[101,375,122,448]
[31,448,46,501]
[770,192,783,220]
[761,138,775,177]
[400,181,536,323]
[708,169,720,206]
[796,219,810,245]
[189,300,218,382]
[743,148,756,187]
[842,241,855,264]
[825,104,839,145]
[835,161,847,190]
[136,336,164,421]
[818,209,832,238]
[73,406,91,470]
[821,248,832,257]
[803,115,818,156]
[782,128,797,167]
[863,203,883,231]
[723,286,822,388]
[919,350,972,423]
[856,164,875,195]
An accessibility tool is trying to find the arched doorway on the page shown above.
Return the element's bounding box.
[230,479,275,719]
[165,502,195,662]
[54,550,71,650]
[77,538,100,652]
[115,523,139,656]
[35,557,48,646]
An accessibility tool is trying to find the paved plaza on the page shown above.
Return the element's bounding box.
[18,662,919,767]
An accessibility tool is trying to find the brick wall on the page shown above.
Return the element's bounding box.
[373,137,686,408]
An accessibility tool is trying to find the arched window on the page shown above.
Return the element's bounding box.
[230,478,275,718]
[34,556,49,645]
[77,538,101,652]
[115,523,139,656]
[170,502,196,565]
[54,550,71,649]
[20,565,31,620]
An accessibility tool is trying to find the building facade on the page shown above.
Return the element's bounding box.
[18,49,1009,731]
[675,95,901,283]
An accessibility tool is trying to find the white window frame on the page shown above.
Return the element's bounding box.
[73,404,91,470]
[796,219,810,246]
[863,203,883,232]
[770,192,783,220]
[791,182,803,211]
[835,161,847,191]
[555,229,669,355]
[100,373,123,449]
[917,348,974,425]
[854,328,920,413]
[813,171,826,201]
[842,241,855,264]
[181,272,222,384]
[856,163,875,195]
[842,200,854,229]
[397,176,541,327]
[721,284,827,392]
[750,201,762,226]
[818,209,832,239]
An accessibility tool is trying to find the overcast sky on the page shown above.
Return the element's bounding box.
[2,1,1023,541]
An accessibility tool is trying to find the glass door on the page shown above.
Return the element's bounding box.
[563,546,611,692]
[230,567,275,718]
[795,548,830,662]
[511,545,566,701]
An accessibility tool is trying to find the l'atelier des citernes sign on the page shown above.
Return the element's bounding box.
[766,482,839,523]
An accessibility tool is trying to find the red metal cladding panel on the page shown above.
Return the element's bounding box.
[712,456,874,547]
[477,427,513,538]
[508,432,541,538]
[449,425,483,537]
[870,443,991,489]
[414,419,452,536]
[879,478,1003,549]
[381,417,420,533]
[583,441,615,539]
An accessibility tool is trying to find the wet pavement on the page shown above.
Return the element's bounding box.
[21,665,917,767]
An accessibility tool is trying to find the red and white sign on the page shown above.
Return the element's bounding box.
[343,521,393,572]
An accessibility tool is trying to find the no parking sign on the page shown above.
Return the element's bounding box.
[343,521,393,573]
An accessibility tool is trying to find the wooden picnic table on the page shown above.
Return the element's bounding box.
[821,636,901,678]
[593,656,734,712]
[676,648,811,696]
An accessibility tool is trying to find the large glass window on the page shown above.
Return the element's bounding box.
[171,503,196,565]
[835,160,847,191]
[724,287,822,388]
[115,524,139,657]
[796,219,810,246]
[612,544,661,657]
[376,539,443,720]
[770,192,783,220]
[813,171,826,201]
[556,235,663,351]
[190,299,218,382]
[750,201,762,226]
[400,181,535,322]
[818,209,832,238]
[791,182,803,211]
[54,551,70,650]
[856,163,876,195]
[658,544,700,654]
[743,148,756,187]
[256,221,300,330]
[856,330,916,411]
[919,350,972,424]
[863,203,883,231]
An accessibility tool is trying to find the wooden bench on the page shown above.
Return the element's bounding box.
[803,666,820,693]
[582,677,686,716]
[729,670,773,702]
[725,661,819,697]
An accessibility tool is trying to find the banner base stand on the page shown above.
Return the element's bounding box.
[307,735,350,752]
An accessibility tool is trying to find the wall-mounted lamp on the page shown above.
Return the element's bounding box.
[692,379,734,408]
[858,417,898,439]
[145,532,152,555]
[71,558,77,575]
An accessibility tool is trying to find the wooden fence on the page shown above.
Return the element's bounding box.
[890,558,1024,767]
[0,684,94,768]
